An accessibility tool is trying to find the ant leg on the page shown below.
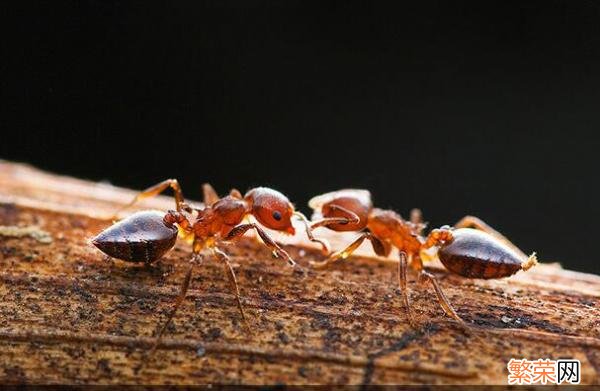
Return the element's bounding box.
[202,183,220,206]
[229,188,243,199]
[454,215,528,259]
[310,205,360,229]
[413,234,468,325]
[293,212,331,255]
[411,254,466,325]
[113,179,190,219]
[148,258,196,356]
[310,232,387,269]
[409,208,427,235]
[212,247,251,333]
[307,211,359,254]
[418,271,466,324]
[410,208,422,225]
[225,223,296,266]
[397,251,418,327]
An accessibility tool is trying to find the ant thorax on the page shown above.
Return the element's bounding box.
[192,197,249,238]
[367,208,423,255]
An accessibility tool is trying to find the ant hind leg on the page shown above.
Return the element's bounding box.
[112,179,189,219]
[408,252,467,325]
[397,252,418,328]
[147,259,195,357]
[212,247,252,334]
[416,268,466,326]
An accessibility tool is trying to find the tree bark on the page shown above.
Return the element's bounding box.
[0,160,598,385]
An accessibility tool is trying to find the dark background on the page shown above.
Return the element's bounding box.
[2,1,600,273]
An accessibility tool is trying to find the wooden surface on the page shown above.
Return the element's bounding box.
[0,160,599,385]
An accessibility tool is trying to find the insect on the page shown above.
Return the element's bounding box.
[304,189,538,327]
[92,179,327,347]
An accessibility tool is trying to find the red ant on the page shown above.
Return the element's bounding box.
[304,189,538,327]
[91,179,327,347]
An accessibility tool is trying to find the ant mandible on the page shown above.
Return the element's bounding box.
[304,189,538,327]
[91,179,328,346]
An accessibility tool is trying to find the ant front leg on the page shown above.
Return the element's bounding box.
[293,212,331,255]
[225,223,296,266]
[293,205,361,256]
[309,205,360,229]
[113,179,190,219]
[454,215,528,259]
[310,231,389,269]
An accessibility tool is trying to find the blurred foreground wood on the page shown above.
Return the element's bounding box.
[0,160,599,385]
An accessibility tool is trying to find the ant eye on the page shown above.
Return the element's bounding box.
[272,211,282,221]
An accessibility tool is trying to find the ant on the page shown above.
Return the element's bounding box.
[91,179,328,348]
[304,189,538,327]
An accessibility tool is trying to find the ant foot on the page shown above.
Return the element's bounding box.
[292,263,309,277]
[272,249,296,267]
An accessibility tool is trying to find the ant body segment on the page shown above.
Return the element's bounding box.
[305,189,538,327]
[92,179,327,347]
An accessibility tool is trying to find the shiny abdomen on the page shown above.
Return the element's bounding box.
[92,210,178,263]
[438,228,523,279]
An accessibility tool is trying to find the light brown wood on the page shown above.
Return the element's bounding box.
[0,160,598,385]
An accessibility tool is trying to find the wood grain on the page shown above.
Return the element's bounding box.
[0,160,598,385]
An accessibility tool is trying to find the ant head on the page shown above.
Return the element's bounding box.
[245,187,295,234]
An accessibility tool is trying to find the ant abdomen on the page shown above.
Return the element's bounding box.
[92,211,178,263]
[438,228,534,279]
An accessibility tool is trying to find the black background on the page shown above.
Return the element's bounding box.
[2,1,600,273]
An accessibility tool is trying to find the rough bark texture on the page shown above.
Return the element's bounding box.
[0,160,598,385]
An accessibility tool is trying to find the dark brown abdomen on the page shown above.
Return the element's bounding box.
[438,228,523,279]
[92,211,178,263]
